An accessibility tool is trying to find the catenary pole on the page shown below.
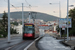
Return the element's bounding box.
[67,0,69,42]
[29,12,31,23]
[8,0,10,42]
[59,1,61,38]
[22,3,24,32]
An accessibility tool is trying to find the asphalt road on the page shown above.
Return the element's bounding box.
[0,35,34,50]
[9,40,33,50]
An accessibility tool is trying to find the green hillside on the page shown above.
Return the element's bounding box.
[0,11,59,21]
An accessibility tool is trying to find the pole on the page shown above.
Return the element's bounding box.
[22,3,24,32]
[59,1,61,18]
[67,0,69,42]
[8,0,10,42]
[49,2,62,37]
[34,13,36,24]
[64,30,66,42]
[59,1,61,38]
[29,12,30,23]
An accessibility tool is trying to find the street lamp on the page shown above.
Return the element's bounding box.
[49,1,61,38]
[69,5,74,7]
[49,1,61,18]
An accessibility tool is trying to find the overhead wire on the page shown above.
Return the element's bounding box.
[24,0,38,12]
[25,0,30,5]
[25,0,32,10]
[4,0,17,9]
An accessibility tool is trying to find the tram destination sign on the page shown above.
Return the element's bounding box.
[25,25,32,26]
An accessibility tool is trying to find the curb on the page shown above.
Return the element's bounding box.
[60,41,71,46]
[60,41,75,50]
[35,36,43,50]
[5,40,26,50]
[24,36,43,50]
[0,38,7,40]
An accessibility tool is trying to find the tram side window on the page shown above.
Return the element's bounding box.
[23,25,25,33]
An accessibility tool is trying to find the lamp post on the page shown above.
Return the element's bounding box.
[49,1,61,38]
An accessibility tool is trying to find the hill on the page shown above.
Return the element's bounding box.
[0,11,59,21]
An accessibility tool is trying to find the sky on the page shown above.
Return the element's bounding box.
[0,0,75,18]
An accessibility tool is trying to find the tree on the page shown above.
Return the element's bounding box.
[0,20,3,31]
[1,11,8,33]
[56,25,60,33]
[0,11,8,38]
[11,22,18,26]
[10,27,19,34]
[69,7,75,36]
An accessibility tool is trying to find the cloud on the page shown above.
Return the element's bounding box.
[0,7,8,13]
[0,0,74,18]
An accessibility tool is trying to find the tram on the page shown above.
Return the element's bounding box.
[23,23,39,40]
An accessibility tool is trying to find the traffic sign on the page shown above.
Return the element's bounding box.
[59,18,72,28]
[62,26,65,30]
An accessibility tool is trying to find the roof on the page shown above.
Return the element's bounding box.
[24,23,34,25]
[39,25,49,26]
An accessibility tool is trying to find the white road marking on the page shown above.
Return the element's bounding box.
[5,41,24,50]
[5,47,12,50]
[24,37,41,50]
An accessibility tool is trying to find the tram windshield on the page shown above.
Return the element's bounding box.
[24,25,34,33]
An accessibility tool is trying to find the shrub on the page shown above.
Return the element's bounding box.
[3,32,8,38]
[0,30,8,38]
[0,35,3,38]
[61,34,67,37]
[69,29,75,36]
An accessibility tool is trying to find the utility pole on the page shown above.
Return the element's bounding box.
[8,0,10,42]
[59,1,61,38]
[67,0,69,42]
[28,5,37,23]
[31,12,37,24]
[22,3,24,32]
[29,12,31,23]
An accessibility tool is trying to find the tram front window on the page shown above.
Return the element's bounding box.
[24,26,34,33]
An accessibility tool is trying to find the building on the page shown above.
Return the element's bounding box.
[11,24,22,34]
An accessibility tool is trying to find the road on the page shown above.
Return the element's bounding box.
[37,34,71,50]
[0,34,34,50]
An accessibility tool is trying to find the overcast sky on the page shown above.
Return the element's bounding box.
[0,0,75,18]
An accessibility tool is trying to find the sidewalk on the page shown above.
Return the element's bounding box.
[0,37,22,50]
[0,34,22,40]
[67,40,75,46]
[37,34,71,50]
[61,37,75,49]
[52,33,75,50]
